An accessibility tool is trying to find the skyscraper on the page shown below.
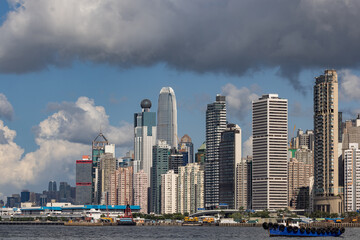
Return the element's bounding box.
[99,152,117,204]
[134,99,157,185]
[157,87,178,149]
[48,181,57,192]
[344,143,360,212]
[252,94,288,210]
[151,140,171,213]
[177,163,204,214]
[161,170,178,214]
[76,155,92,205]
[134,170,149,213]
[288,158,313,209]
[178,134,194,163]
[219,123,242,209]
[92,132,109,204]
[313,70,341,213]
[21,190,30,203]
[48,180,57,201]
[108,166,133,205]
[205,95,226,208]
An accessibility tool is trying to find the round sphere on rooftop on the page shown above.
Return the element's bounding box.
[141,99,152,109]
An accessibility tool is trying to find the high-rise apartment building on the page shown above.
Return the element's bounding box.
[177,163,204,214]
[76,155,92,205]
[219,123,242,209]
[205,95,226,208]
[295,147,313,165]
[341,116,360,189]
[313,70,342,213]
[179,134,194,163]
[134,99,157,185]
[99,152,117,204]
[161,170,178,214]
[288,158,313,209]
[291,129,314,151]
[108,166,133,205]
[151,140,171,213]
[157,87,177,148]
[252,94,288,210]
[118,166,133,205]
[236,161,248,209]
[134,170,148,213]
[344,143,360,212]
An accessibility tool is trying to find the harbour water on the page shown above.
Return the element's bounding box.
[1,225,360,239]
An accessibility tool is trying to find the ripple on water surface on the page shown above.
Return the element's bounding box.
[0,225,359,240]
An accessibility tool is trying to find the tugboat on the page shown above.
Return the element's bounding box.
[117,204,136,225]
[262,219,345,237]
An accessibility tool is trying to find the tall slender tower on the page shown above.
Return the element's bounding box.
[157,87,178,148]
[252,94,288,210]
[92,132,108,204]
[134,99,157,186]
[314,69,342,213]
[205,95,226,208]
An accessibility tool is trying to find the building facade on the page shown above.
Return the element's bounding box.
[219,123,242,209]
[151,140,171,213]
[177,163,204,214]
[288,158,313,209]
[169,150,186,174]
[195,142,206,164]
[179,134,194,164]
[118,166,133,205]
[161,170,178,214]
[92,133,109,204]
[236,160,248,209]
[344,143,360,212]
[134,99,157,186]
[76,155,93,205]
[99,153,117,204]
[205,95,226,208]
[157,87,177,149]
[133,170,148,213]
[313,70,342,213]
[252,94,288,210]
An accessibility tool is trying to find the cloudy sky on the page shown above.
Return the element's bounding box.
[1,0,360,200]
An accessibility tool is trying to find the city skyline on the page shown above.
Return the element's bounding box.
[1,0,360,203]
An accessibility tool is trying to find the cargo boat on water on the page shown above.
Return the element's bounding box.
[263,220,345,237]
[117,204,136,226]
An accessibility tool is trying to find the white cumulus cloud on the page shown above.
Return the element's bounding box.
[221,83,259,121]
[339,69,360,101]
[242,136,252,158]
[36,96,132,146]
[0,95,133,199]
[0,93,14,120]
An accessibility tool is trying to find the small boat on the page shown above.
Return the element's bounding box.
[117,204,136,226]
[263,219,345,237]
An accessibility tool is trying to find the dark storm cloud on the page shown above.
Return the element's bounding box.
[1,0,360,89]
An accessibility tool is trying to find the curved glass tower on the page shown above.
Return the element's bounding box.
[157,87,178,149]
